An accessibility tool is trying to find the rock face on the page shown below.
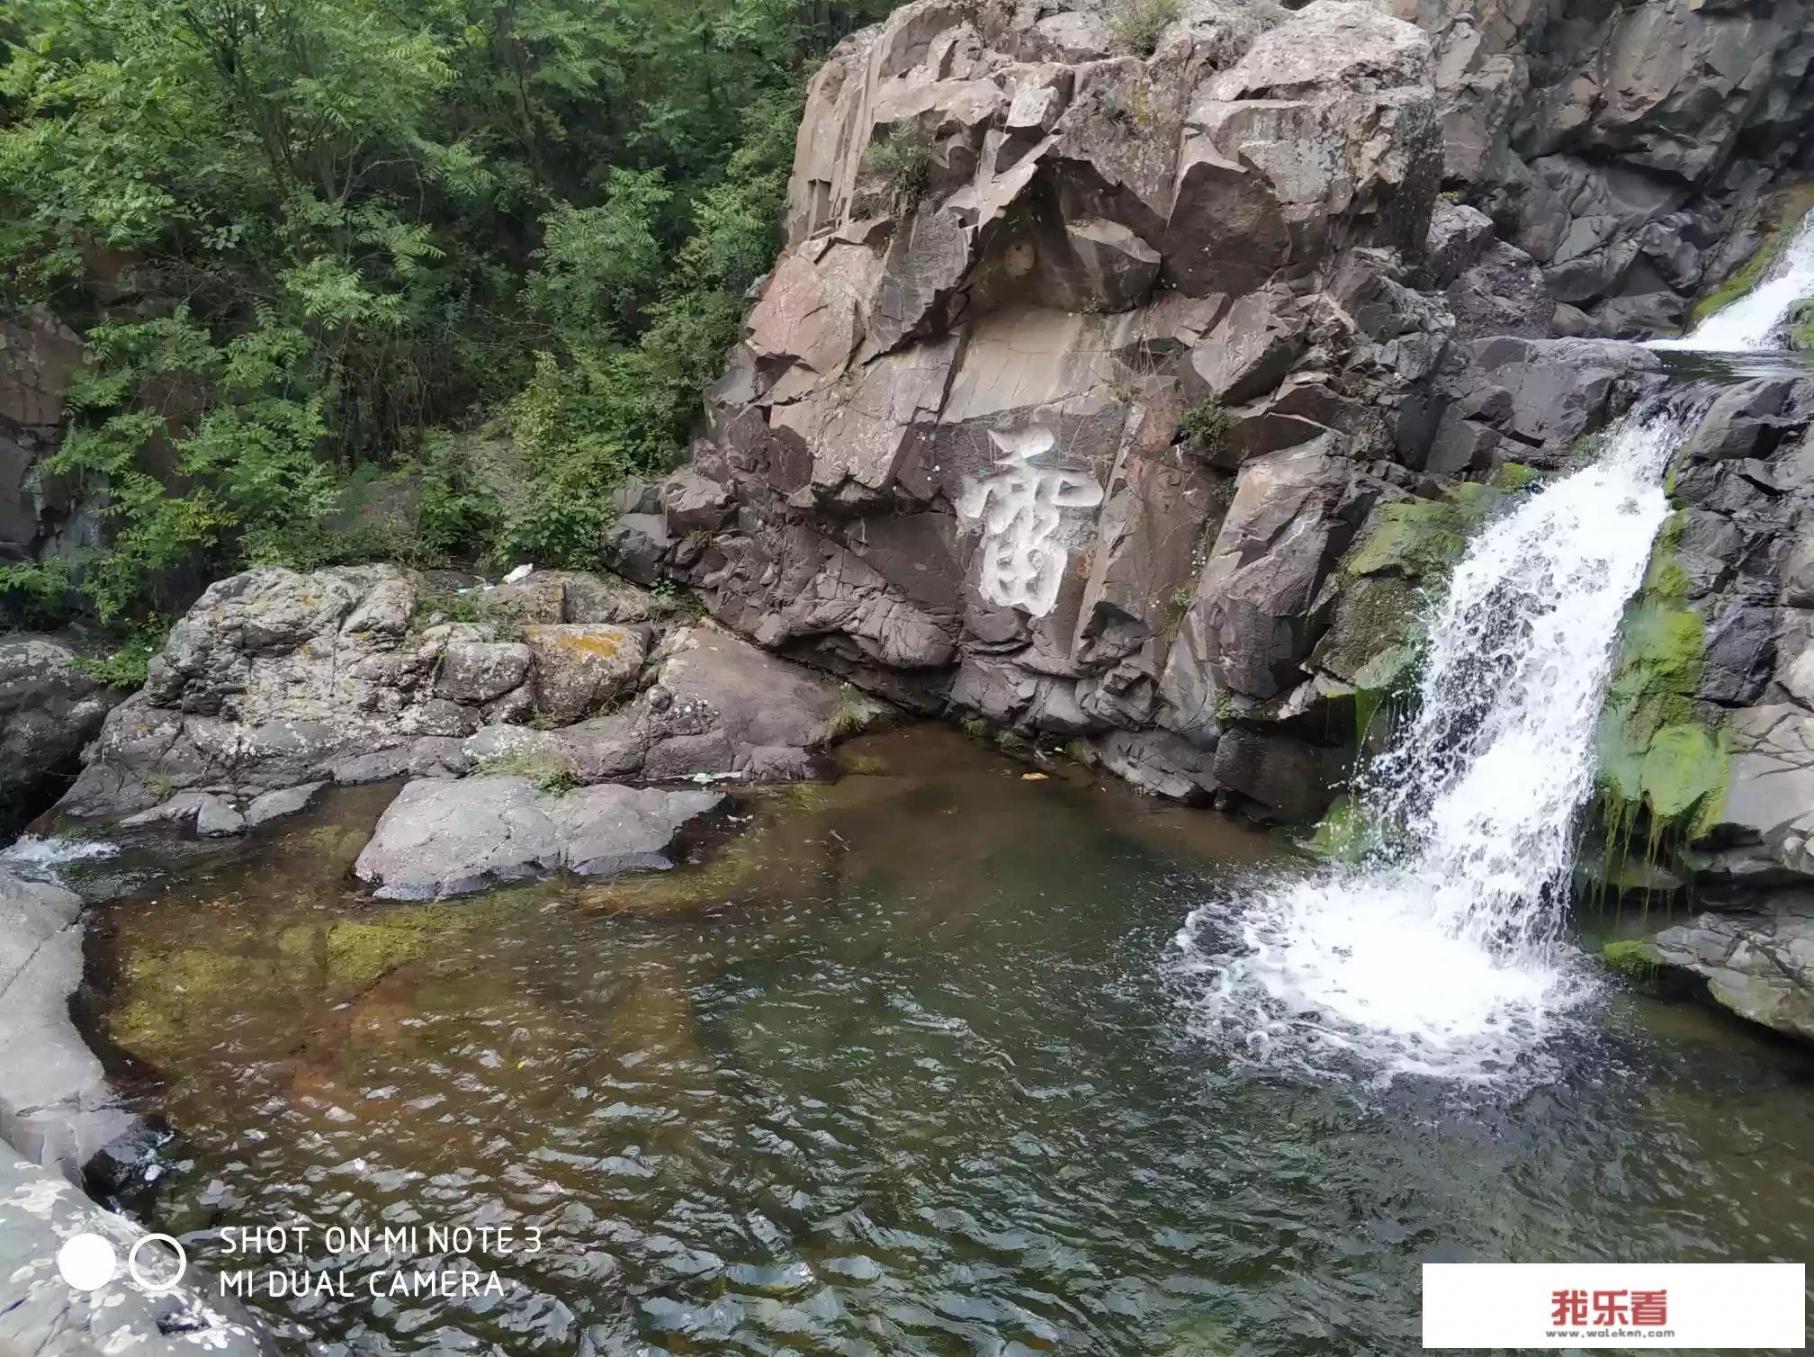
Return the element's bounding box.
[0,310,85,562]
[1644,904,1814,1043]
[612,0,1808,820]
[0,636,122,836]
[52,567,858,825]
[0,1145,275,1356]
[352,777,727,899]
[0,869,136,1176]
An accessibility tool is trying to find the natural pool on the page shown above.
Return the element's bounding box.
[74,726,1814,1355]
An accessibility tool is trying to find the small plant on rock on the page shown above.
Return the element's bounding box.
[473,750,580,796]
[1178,398,1231,455]
[1108,0,1180,57]
[864,124,937,216]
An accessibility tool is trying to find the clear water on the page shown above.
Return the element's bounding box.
[81,729,1814,1355]
[1175,408,1692,1085]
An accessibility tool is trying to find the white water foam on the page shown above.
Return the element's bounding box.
[0,834,119,882]
[1652,208,1814,352]
[1175,408,1695,1084]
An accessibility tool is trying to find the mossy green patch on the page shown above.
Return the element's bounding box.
[1490,461,1543,493]
[1787,298,1814,351]
[1590,511,1730,891]
[1601,938,1664,981]
[1301,796,1370,864]
[1343,483,1502,581]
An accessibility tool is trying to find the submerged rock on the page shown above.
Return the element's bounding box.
[0,869,137,1175]
[353,777,728,900]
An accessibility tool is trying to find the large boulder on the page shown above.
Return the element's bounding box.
[0,869,137,1176]
[352,777,728,899]
[52,569,857,824]
[0,637,121,836]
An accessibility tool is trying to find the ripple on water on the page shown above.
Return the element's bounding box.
[88,729,1814,1356]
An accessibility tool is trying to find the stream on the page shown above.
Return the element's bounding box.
[52,726,1814,1356]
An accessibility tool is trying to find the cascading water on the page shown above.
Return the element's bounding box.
[1177,211,1814,1084]
[1173,408,1692,1083]
[1652,207,1814,352]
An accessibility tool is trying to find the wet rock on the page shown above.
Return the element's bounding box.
[1648,902,1814,1043]
[244,780,326,828]
[1092,729,1218,802]
[0,636,122,837]
[353,777,727,900]
[1212,725,1336,820]
[0,870,137,1176]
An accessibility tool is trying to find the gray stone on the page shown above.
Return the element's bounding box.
[603,513,675,585]
[244,780,325,828]
[353,776,727,899]
[524,623,646,724]
[1648,901,1814,1043]
[0,870,137,1177]
[195,795,246,838]
[0,1148,276,1355]
[0,637,121,837]
[436,639,532,704]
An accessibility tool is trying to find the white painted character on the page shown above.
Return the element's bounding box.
[957,425,1103,616]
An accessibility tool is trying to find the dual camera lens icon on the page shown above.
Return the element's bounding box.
[56,1230,188,1294]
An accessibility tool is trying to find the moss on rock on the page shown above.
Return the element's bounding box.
[1601,938,1663,980]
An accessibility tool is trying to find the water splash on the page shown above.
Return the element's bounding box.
[0,834,119,883]
[1175,407,1697,1084]
[1652,208,1814,352]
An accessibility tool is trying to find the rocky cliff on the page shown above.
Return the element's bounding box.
[616,0,1812,820]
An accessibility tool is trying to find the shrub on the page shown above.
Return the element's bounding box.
[1108,0,1181,57]
[1177,398,1231,454]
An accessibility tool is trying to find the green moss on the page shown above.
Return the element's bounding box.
[1786,299,1814,351]
[1491,461,1543,493]
[1601,938,1663,980]
[1590,513,1730,890]
[1302,796,1370,864]
[1343,484,1502,581]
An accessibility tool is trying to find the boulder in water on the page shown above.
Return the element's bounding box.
[352,776,728,899]
[1644,904,1814,1043]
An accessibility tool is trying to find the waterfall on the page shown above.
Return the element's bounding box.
[1652,208,1814,352]
[1176,209,1814,1083]
[1174,408,1692,1082]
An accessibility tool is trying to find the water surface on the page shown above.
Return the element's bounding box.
[82,727,1814,1355]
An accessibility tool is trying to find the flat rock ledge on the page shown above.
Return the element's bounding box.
[1638,902,1814,1043]
[353,777,729,900]
[0,1147,275,1356]
[0,868,137,1177]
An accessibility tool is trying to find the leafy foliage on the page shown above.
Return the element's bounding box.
[0,0,888,628]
